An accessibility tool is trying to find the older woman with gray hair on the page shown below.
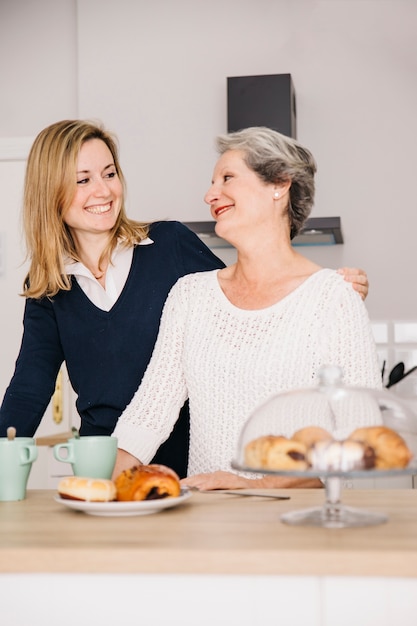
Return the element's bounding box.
[113,127,381,490]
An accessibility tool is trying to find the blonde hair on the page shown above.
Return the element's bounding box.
[22,119,150,299]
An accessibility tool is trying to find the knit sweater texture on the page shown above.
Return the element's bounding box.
[0,221,224,475]
[113,268,382,476]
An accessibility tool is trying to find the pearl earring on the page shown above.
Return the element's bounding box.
[274,191,280,199]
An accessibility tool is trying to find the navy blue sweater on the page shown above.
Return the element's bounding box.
[0,221,225,476]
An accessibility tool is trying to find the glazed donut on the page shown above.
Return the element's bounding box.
[348,426,413,469]
[307,439,376,472]
[58,476,117,502]
[291,426,333,448]
[244,435,308,471]
[115,464,181,501]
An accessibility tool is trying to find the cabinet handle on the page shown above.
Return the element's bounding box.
[52,369,63,424]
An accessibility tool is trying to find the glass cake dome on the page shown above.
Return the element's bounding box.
[232,365,417,528]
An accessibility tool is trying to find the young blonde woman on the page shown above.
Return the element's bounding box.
[0,120,225,476]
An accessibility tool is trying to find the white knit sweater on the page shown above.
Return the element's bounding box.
[113,269,382,475]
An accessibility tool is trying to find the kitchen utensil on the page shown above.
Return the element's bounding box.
[7,426,16,441]
[189,487,290,499]
[54,488,191,517]
[400,365,417,382]
[386,362,405,388]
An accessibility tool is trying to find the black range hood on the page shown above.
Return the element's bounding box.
[184,217,343,248]
[227,73,297,139]
[292,216,343,246]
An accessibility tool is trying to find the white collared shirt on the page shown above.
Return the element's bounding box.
[64,238,154,311]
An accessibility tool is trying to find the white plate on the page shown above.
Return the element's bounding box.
[54,489,192,517]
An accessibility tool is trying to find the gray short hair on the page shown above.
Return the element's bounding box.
[215,127,317,238]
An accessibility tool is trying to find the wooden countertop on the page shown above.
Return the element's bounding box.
[1,489,417,577]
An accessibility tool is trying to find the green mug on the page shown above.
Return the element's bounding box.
[53,435,117,479]
[0,437,38,501]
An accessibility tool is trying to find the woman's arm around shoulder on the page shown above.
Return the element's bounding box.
[172,221,226,274]
[337,267,369,301]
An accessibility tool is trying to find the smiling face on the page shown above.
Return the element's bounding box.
[204,149,286,245]
[63,138,123,242]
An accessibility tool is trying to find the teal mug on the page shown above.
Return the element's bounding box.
[0,437,38,501]
[53,435,117,479]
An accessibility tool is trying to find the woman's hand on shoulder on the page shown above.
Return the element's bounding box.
[337,267,369,300]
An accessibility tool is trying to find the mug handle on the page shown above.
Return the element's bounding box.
[53,443,75,464]
[19,444,38,465]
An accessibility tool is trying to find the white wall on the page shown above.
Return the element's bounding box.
[1,0,416,403]
[0,0,78,414]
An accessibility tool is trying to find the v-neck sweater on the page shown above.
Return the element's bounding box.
[0,222,225,459]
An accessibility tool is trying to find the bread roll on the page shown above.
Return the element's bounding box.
[58,476,117,502]
[349,426,413,469]
[291,426,333,448]
[115,464,181,501]
[307,439,376,472]
[244,435,308,471]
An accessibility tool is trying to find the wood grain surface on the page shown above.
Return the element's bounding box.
[1,489,417,576]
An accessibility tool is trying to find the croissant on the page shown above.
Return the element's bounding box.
[115,463,181,501]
